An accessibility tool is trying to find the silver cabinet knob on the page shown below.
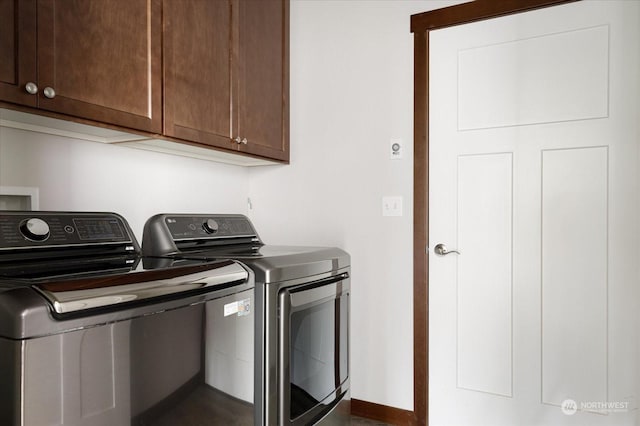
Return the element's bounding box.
[434,243,460,256]
[233,137,248,145]
[25,82,38,95]
[43,87,56,99]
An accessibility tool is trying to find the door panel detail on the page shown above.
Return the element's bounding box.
[541,147,608,408]
[458,25,609,130]
[457,153,513,397]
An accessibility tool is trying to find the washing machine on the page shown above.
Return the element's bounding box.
[0,211,255,425]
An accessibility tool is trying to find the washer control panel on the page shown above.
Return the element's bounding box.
[0,212,137,250]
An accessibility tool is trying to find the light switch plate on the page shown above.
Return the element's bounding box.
[382,196,403,216]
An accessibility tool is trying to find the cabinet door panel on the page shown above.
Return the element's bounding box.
[36,0,161,133]
[236,0,289,162]
[0,0,37,106]
[164,0,233,149]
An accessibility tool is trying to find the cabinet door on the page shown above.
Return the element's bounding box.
[235,0,289,162]
[0,0,37,107]
[36,0,162,133]
[163,0,234,149]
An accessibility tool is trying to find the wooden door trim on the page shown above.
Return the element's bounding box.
[410,1,577,425]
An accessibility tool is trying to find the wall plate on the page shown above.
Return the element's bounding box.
[390,139,403,160]
[382,196,403,216]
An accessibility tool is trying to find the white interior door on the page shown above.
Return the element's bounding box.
[428,1,640,425]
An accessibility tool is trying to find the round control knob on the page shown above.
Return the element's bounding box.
[203,218,219,234]
[20,218,50,242]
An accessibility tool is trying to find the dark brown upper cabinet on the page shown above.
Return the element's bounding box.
[164,0,289,162]
[163,0,234,150]
[0,0,36,107]
[1,0,288,164]
[0,0,162,134]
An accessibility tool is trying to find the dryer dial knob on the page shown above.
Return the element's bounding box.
[203,219,219,234]
[20,218,50,242]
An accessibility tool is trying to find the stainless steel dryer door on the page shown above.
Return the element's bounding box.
[278,272,350,425]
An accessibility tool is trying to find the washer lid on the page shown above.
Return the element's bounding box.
[0,258,251,339]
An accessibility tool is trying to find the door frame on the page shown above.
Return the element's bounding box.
[410,1,578,424]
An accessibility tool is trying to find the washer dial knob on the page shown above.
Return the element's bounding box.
[203,218,219,234]
[20,218,50,242]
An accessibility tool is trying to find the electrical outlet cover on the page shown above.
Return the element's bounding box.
[382,196,403,216]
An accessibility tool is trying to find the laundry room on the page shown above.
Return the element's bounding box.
[0,0,426,424]
[1,1,639,425]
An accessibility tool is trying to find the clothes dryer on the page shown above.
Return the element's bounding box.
[143,214,351,426]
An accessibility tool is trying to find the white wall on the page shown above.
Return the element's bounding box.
[0,127,249,242]
[249,0,464,410]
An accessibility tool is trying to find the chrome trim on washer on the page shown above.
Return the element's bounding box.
[36,262,248,314]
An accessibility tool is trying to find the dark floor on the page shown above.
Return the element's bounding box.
[351,415,392,425]
[135,379,392,425]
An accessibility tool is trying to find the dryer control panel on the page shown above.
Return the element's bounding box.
[142,214,262,256]
[165,215,256,240]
